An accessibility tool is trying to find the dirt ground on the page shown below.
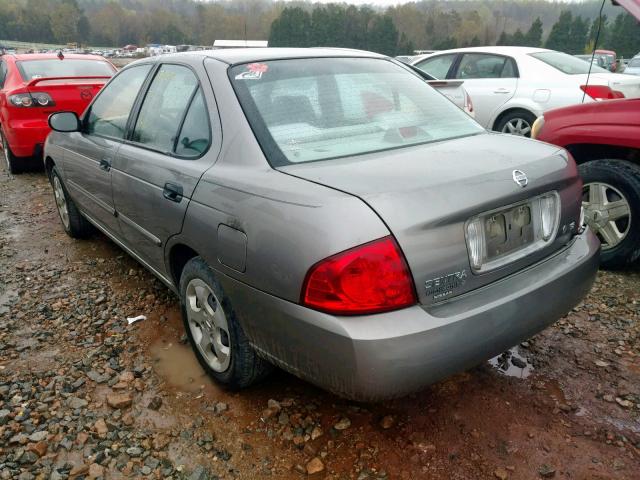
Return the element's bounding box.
[0,167,639,480]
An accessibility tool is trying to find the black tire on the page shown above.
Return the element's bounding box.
[494,109,537,137]
[179,257,272,389]
[1,129,26,174]
[579,159,640,269]
[50,165,93,238]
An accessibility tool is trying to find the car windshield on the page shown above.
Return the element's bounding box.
[629,58,640,67]
[229,57,483,166]
[17,59,115,80]
[530,51,609,74]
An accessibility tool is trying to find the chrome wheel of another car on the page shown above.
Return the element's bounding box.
[501,117,532,136]
[582,182,631,250]
[52,175,70,230]
[185,278,231,372]
[495,110,537,138]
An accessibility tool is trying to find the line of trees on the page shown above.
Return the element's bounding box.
[270,6,640,58]
[269,5,413,56]
[494,10,640,57]
[0,0,638,58]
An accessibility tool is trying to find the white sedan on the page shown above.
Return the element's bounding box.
[411,46,640,136]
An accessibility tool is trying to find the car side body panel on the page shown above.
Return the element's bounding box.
[111,58,224,277]
[179,164,391,306]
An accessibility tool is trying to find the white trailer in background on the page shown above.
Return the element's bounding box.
[213,40,268,49]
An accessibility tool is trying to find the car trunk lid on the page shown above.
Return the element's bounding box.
[25,76,110,117]
[577,72,640,98]
[280,133,583,306]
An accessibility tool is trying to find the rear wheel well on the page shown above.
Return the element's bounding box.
[169,244,199,287]
[44,156,55,180]
[565,144,639,165]
[492,108,536,131]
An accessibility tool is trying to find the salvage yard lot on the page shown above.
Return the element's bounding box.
[1,169,639,479]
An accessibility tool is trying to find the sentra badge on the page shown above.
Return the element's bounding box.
[425,269,468,299]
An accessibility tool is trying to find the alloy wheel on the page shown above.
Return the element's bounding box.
[501,118,532,137]
[52,175,70,230]
[582,182,631,250]
[185,279,231,372]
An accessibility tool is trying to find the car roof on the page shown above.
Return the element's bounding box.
[148,47,385,65]
[8,53,108,62]
[411,46,550,63]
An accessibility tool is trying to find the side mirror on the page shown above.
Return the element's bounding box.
[48,111,80,133]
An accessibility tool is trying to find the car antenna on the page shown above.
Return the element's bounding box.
[57,50,64,60]
[583,0,607,103]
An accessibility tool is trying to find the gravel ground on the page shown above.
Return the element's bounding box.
[0,168,639,480]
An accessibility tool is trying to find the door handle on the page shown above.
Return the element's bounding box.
[99,158,111,171]
[494,88,511,94]
[163,182,183,203]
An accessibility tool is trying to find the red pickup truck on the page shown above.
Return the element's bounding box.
[533,98,640,268]
[533,0,640,269]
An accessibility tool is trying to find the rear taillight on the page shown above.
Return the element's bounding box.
[580,85,625,100]
[301,236,417,315]
[9,92,55,107]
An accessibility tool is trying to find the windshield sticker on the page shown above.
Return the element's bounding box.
[235,63,268,80]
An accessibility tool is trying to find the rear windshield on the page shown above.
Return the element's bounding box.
[17,59,115,80]
[629,58,640,67]
[229,57,483,166]
[530,51,609,75]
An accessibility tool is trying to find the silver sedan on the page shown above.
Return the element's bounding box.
[44,48,600,400]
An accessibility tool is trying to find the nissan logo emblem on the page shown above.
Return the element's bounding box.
[512,169,528,188]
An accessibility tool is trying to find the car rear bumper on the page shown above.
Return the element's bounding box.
[221,229,600,401]
[4,117,49,157]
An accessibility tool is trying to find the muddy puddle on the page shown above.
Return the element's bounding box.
[150,338,213,394]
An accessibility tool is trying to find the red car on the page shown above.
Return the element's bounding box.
[532,0,640,269]
[532,98,640,268]
[0,53,116,173]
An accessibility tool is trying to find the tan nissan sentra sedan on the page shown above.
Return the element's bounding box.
[43,48,599,400]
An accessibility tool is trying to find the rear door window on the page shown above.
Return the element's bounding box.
[175,89,211,157]
[455,54,517,79]
[131,64,199,153]
[413,54,457,79]
[85,64,152,139]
